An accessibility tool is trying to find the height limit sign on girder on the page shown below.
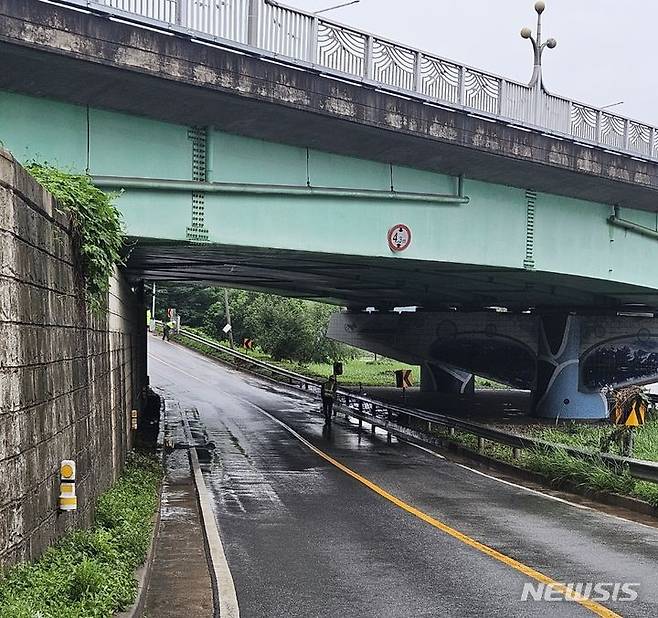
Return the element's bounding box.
[388,224,412,252]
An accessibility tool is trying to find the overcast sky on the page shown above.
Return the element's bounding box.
[283,0,655,125]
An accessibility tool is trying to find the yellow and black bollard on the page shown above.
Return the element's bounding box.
[59,460,77,511]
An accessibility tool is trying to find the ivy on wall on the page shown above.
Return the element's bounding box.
[27,164,125,312]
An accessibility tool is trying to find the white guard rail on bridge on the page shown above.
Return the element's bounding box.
[175,328,658,485]
[57,0,658,162]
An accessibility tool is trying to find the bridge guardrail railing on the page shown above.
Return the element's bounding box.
[53,0,658,163]
[172,328,658,485]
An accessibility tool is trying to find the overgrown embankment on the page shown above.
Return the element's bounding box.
[432,421,658,507]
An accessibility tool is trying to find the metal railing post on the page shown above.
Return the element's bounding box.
[595,110,602,145]
[458,65,466,106]
[364,35,374,79]
[307,16,319,63]
[248,0,260,47]
[623,119,630,151]
[175,0,188,27]
[413,51,423,93]
[498,79,506,118]
[651,127,657,158]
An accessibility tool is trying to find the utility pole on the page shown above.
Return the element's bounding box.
[151,282,156,318]
[224,288,234,348]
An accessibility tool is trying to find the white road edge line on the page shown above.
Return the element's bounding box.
[149,350,658,531]
[181,410,240,618]
[404,441,446,460]
[455,463,591,509]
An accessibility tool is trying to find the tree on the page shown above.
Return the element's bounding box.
[151,282,357,364]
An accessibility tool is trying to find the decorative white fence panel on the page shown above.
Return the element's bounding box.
[317,21,367,76]
[537,92,570,134]
[81,0,658,161]
[371,40,416,91]
[184,0,250,43]
[98,0,178,23]
[258,1,313,61]
[418,56,461,104]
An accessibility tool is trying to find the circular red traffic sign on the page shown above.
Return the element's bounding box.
[388,224,412,252]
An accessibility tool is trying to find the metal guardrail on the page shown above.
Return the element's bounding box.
[175,328,658,485]
[52,0,658,162]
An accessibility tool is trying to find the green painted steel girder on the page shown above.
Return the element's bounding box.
[1,89,658,310]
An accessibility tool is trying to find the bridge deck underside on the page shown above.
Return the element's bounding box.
[127,242,658,312]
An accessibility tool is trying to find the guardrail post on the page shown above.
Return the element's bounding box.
[623,118,630,151]
[248,0,260,47]
[386,409,392,444]
[477,437,484,452]
[651,127,657,158]
[513,447,521,459]
[364,35,374,79]
[449,427,455,436]
[371,406,377,435]
[175,0,188,27]
[595,110,602,145]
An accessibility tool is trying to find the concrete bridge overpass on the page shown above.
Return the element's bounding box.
[1,0,658,418]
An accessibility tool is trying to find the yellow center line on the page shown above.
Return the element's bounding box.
[149,352,622,618]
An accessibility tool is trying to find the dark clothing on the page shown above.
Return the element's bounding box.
[321,378,338,423]
[162,325,171,341]
[322,397,334,422]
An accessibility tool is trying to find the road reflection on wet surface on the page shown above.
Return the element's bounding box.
[150,337,658,618]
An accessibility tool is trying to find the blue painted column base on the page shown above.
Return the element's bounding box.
[421,362,475,395]
[534,316,608,420]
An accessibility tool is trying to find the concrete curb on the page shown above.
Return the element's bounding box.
[181,412,240,618]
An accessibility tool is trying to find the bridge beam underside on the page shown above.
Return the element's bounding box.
[328,312,658,420]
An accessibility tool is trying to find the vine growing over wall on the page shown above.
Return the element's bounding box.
[27,164,124,311]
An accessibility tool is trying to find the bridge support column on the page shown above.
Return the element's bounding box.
[421,362,475,395]
[533,316,608,420]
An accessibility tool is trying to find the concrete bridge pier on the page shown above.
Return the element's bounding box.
[421,363,475,395]
[533,315,608,420]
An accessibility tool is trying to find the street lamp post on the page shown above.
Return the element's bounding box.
[314,1,360,15]
[520,1,557,90]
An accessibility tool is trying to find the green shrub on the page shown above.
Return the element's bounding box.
[26,164,124,312]
[0,453,161,617]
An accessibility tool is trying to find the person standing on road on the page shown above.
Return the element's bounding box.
[321,375,338,423]
[162,321,172,341]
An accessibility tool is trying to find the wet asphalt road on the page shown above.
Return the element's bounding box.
[149,337,658,618]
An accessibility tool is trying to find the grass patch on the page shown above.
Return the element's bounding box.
[512,420,658,463]
[175,329,511,390]
[174,329,420,387]
[429,425,658,507]
[0,452,161,618]
[523,447,635,495]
